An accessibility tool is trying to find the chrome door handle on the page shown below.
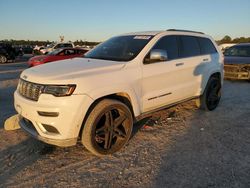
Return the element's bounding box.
[176,63,184,66]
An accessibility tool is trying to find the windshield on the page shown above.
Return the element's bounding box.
[224,45,250,57]
[84,35,153,61]
[46,43,55,49]
[48,48,63,55]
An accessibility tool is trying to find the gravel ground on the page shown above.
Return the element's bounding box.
[0,61,250,187]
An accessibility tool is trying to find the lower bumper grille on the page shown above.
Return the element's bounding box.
[224,64,250,79]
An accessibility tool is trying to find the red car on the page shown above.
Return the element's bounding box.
[28,48,88,67]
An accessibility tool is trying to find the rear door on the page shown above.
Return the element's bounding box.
[197,37,220,92]
[177,35,204,97]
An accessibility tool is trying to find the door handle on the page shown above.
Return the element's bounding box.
[203,58,209,62]
[176,63,184,66]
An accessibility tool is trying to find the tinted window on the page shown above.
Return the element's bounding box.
[63,43,73,48]
[152,36,178,60]
[64,49,75,55]
[180,36,200,58]
[224,45,250,57]
[198,37,217,54]
[55,43,73,49]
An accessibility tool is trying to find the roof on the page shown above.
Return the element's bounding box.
[234,43,250,47]
[122,29,206,36]
[123,31,163,36]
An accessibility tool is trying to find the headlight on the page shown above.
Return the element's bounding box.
[43,85,76,97]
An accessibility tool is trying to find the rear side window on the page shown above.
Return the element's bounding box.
[152,35,178,60]
[64,49,75,55]
[179,36,200,58]
[198,37,217,55]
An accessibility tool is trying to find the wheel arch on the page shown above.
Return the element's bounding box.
[78,91,140,138]
[201,71,222,95]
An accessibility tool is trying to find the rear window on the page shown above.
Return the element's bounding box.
[179,36,200,58]
[198,37,217,55]
[55,43,73,49]
[63,43,73,48]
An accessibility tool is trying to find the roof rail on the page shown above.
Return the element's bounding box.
[167,29,204,34]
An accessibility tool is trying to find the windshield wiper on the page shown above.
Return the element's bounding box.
[84,56,126,61]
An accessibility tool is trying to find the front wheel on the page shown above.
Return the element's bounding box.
[0,55,7,64]
[196,77,221,111]
[82,99,133,156]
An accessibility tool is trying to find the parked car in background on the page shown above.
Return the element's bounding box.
[22,45,34,54]
[0,42,16,63]
[15,29,223,156]
[219,43,237,52]
[33,45,45,51]
[224,43,250,80]
[28,48,88,67]
[40,42,74,54]
[33,45,45,55]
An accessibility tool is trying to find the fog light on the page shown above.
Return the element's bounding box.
[42,124,60,134]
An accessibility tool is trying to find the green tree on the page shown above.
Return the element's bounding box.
[220,35,232,44]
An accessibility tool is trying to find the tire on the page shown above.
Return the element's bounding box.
[0,55,7,64]
[82,99,133,156]
[196,77,221,111]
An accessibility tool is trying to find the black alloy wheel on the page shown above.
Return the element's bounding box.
[82,99,133,156]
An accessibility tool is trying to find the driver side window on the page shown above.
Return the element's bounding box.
[144,35,179,64]
[152,35,179,60]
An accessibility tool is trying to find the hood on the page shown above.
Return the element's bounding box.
[29,55,49,61]
[224,56,250,65]
[28,55,49,66]
[21,58,125,84]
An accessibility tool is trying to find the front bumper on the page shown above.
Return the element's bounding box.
[14,91,93,147]
[224,64,250,80]
[19,116,77,147]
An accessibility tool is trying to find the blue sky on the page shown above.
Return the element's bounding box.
[0,0,249,42]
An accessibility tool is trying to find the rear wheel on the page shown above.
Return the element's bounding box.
[196,77,221,111]
[82,99,133,156]
[0,55,7,64]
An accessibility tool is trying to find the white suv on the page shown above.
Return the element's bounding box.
[40,42,74,54]
[14,29,223,156]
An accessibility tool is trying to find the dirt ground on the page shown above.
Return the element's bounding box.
[0,63,250,187]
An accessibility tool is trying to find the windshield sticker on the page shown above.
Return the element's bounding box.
[134,36,151,40]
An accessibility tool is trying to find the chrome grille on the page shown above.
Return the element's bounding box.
[18,79,44,101]
[224,65,240,72]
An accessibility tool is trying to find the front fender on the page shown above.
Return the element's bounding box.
[87,84,141,117]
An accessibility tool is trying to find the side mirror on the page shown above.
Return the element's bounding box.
[144,49,168,64]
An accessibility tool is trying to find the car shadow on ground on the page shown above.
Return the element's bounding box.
[0,87,17,130]
[152,81,250,187]
[0,138,48,185]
